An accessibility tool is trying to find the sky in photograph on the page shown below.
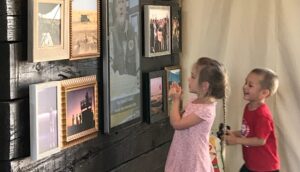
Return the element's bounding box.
[66,86,94,126]
[72,0,97,10]
[151,77,162,96]
[150,7,170,19]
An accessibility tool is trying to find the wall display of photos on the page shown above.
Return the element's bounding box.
[28,0,70,62]
[29,81,61,160]
[27,0,101,62]
[29,75,98,159]
[171,5,181,53]
[165,66,181,115]
[105,0,141,131]
[144,5,171,57]
[70,0,100,60]
[143,70,168,123]
[60,75,98,148]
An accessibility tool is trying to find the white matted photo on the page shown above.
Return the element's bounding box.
[28,0,70,62]
[29,81,61,160]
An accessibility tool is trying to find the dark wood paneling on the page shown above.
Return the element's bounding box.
[0,42,98,100]
[0,0,25,16]
[0,43,24,100]
[8,120,173,172]
[0,16,25,42]
[0,161,10,172]
[111,143,170,172]
[74,120,173,172]
[0,99,29,160]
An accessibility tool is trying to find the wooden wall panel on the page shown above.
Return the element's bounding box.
[0,16,25,42]
[0,99,29,160]
[0,0,25,16]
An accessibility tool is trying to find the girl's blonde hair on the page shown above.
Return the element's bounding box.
[195,57,229,99]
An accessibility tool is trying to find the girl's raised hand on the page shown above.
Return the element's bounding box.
[168,82,182,100]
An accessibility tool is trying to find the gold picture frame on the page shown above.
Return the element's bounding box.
[60,75,98,148]
[28,0,70,62]
[70,0,101,60]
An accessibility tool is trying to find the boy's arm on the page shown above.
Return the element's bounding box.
[231,130,242,137]
[225,131,266,146]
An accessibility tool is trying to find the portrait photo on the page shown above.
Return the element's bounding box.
[108,0,141,128]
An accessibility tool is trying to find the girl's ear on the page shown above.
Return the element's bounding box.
[201,81,210,91]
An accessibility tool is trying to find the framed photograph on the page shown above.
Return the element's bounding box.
[144,5,171,57]
[105,0,141,132]
[143,70,167,123]
[70,0,100,60]
[29,81,61,160]
[165,66,181,115]
[60,75,98,148]
[171,5,181,53]
[28,0,70,62]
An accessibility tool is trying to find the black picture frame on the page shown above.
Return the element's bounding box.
[104,0,142,133]
[144,5,171,57]
[171,4,181,53]
[143,70,168,123]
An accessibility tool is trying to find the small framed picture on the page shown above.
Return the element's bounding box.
[60,75,98,148]
[165,66,181,115]
[70,0,100,60]
[171,5,181,53]
[29,81,61,160]
[28,0,70,62]
[143,70,167,123]
[144,5,171,57]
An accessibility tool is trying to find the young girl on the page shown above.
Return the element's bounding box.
[165,57,228,172]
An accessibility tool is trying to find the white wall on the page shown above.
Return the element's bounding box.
[182,0,300,171]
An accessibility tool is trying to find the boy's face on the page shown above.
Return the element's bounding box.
[243,72,267,102]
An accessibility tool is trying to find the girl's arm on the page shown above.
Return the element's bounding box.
[169,83,203,130]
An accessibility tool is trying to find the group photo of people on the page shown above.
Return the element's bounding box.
[149,17,170,53]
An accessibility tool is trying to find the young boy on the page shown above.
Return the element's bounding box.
[225,68,280,172]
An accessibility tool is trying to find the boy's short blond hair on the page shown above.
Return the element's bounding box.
[250,68,279,96]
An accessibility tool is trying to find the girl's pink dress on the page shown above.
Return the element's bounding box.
[165,102,216,172]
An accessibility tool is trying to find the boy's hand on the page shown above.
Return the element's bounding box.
[168,82,182,100]
[224,131,238,145]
